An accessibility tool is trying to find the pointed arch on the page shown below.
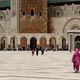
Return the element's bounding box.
[58,37,66,50]
[63,18,80,33]
[49,37,56,50]
[10,36,18,50]
[20,37,27,50]
[1,36,8,50]
[30,37,37,49]
[39,37,47,48]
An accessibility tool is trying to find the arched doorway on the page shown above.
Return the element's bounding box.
[10,37,18,50]
[58,37,66,50]
[30,37,37,49]
[49,37,56,50]
[39,37,47,49]
[1,37,8,50]
[62,38,66,50]
[75,36,80,49]
[20,37,27,50]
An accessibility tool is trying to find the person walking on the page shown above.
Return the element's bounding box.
[41,48,44,55]
[72,48,80,73]
[32,48,35,56]
[36,48,39,56]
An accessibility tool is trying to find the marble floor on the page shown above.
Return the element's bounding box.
[0,51,79,80]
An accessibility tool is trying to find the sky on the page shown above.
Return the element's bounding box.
[48,0,80,3]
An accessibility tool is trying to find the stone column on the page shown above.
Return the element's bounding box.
[17,36,20,50]
[68,34,73,51]
[17,37,20,45]
[67,34,70,51]
[66,36,68,50]
[72,34,75,50]
[5,37,8,50]
[56,37,59,51]
[8,36,11,49]
[27,38,30,50]
[17,0,20,33]
[46,38,49,49]
[37,38,39,46]
[36,37,40,49]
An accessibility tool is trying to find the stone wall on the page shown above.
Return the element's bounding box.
[19,0,47,33]
[0,33,67,50]
[48,4,80,33]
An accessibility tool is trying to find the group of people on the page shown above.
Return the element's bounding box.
[72,48,80,73]
[32,48,45,56]
[31,47,80,73]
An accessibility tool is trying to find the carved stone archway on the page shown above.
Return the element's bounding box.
[58,37,66,50]
[49,37,56,50]
[39,37,47,49]
[10,37,18,50]
[20,37,27,50]
[63,18,80,33]
[1,37,8,50]
[30,37,37,49]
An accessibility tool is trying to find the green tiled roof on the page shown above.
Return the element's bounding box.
[0,0,10,7]
[0,0,80,8]
[48,0,80,3]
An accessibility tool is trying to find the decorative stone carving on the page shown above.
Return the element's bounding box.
[71,26,80,30]
[11,0,16,17]
[49,6,64,17]
[74,6,80,16]
[63,18,80,33]
[0,11,5,20]
[0,24,4,33]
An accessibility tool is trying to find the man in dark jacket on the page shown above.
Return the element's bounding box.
[36,48,39,56]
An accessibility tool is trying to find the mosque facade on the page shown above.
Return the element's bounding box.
[0,0,80,51]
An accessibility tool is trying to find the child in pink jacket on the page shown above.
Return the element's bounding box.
[72,48,80,73]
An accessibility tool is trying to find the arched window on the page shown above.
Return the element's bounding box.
[39,12,42,16]
[53,7,64,17]
[74,6,80,16]
[23,12,25,15]
[56,11,60,17]
[31,9,34,16]
[0,16,2,20]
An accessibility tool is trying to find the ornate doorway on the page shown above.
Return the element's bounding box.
[75,36,80,49]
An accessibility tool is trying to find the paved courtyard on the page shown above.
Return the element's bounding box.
[0,51,80,80]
